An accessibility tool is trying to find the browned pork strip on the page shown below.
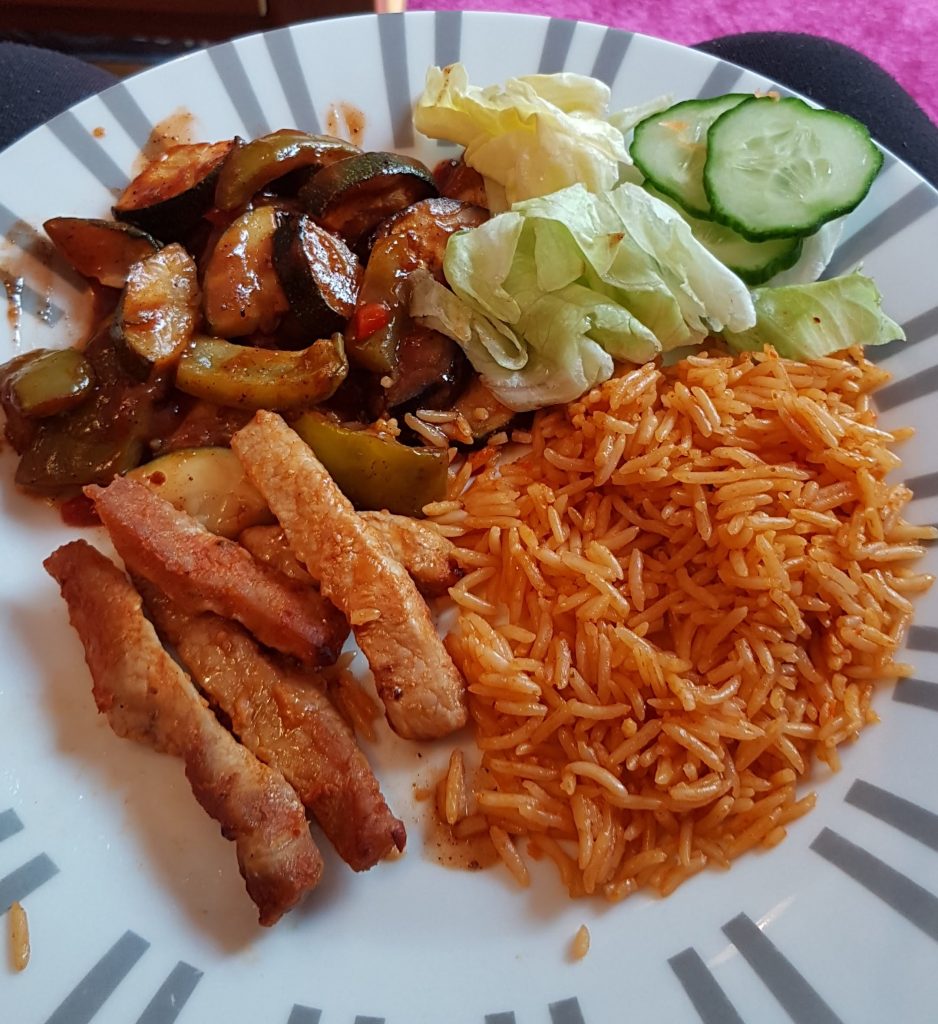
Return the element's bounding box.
[232,411,467,741]
[240,514,462,598]
[141,582,406,871]
[85,475,349,667]
[43,540,323,925]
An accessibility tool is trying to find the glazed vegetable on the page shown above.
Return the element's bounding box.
[202,206,290,337]
[292,411,448,517]
[272,215,361,336]
[452,377,515,440]
[127,446,273,538]
[215,129,361,210]
[43,218,161,288]
[117,243,200,370]
[175,335,348,411]
[1,348,94,419]
[114,139,238,241]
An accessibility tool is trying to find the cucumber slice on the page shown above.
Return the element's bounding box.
[644,184,803,285]
[630,94,749,218]
[704,96,883,240]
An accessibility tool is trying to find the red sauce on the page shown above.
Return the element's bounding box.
[59,494,101,527]
[325,103,366,147]
[92,126,106,139]
[135,109,197,171]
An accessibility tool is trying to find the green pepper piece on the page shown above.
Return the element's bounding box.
[4,347,94,418]
[175,334,348,410]
[214,130,361,211]
[292,410,448,518]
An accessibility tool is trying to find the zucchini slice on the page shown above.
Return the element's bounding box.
[704,97,883,240]
[272,214,361,336]
[215,130,361,210]
[368,197,488,268]
[452,377,515,441]
[300,152,438,244]
[117,243,200,369]
[202,206,290,338]
[114,139,238,241]
[1,348,94,419]
[631,94,749,218]
[44,218,161,288]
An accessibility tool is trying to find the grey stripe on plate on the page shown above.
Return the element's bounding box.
[696,64,745,100]
[875,362,938,410]
[893,677,938,712]
[99,83,153,150]
[264,28,320,134]
[485,1014,516,1024]
[0,808,23,843]
[208,41,271,138]
[846,780,938,852]
[589,28,633,86]
[811,827,938,942]
[0,853,59,909]
[286,1007,321,1024]
[46,109,129,191]
[906,624,938,652]
[434,9,462,67]
[550,997,586,1024]
[353,1017,383,1024]
[722,913,844,1024]
[904,470,938,501]
[823,181,938,278]
[668,947,746,1024]
[538,17,576,73]
[135,961,203,1024]
[881,152,898,173]
[869,302,938,365]
[0,201,72,323]
[379,13,413,149]
[44,930,150,1024]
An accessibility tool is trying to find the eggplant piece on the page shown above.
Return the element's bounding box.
[215,130,361,210]
[291,411,448,518]
[434,158,489,208]
[43,218,161,288]
[156,399,252,454]
[1,348,94,419]
[202,206,290,338]
[272,214,361,337]
[175,334,348,411]
[368,197,488,260]
[117,243,200,371]
[300,152,437,245]
[452,377,515,440]
[114,139,238,242]
[382,325,459,409]
[127,447,273,538]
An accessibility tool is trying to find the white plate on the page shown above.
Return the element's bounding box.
[2,12,938,1024]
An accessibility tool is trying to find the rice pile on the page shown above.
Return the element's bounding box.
[428,347,935,900]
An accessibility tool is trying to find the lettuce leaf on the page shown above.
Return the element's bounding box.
[723,273,905,358]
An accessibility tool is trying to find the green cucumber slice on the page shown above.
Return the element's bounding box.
[644,184,803,285]
[704,96,883,240]
[630,94,749,218]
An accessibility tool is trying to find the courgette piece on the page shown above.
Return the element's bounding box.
[117,243,200,370]
[114,139,238,241]
[300,152,438,244]
[215,130,361,210]
[272,214,361,336]
[381,324,459,409]
[43,218,161,288]
[631,94,749,218]
[203,206,290,338]
[1,348,94,418]
[704,96,884,240]
[175,334,348,411]
[292,410,447,518]
[452,377,515,440]
[127,446,273,538]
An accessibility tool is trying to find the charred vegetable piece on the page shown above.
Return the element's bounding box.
[0,352,43,451]
[44,218,161,289]
[272,214,361,337]
[368,197,488,255]
[114,139,238,241]
[300,152,437,244]
[203,206,290,338]
[175,334,348,411]
[117,243,200,370]
[2,348,94,419]
[292,411,447,518]
[382,324,459,409]
[127,447,273,538]
[452,377,516,440]
[434,158,488,208]
[215,130,361,210]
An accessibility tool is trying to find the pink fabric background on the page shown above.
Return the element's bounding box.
[408,0,938,125]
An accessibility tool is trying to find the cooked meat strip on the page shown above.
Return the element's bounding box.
[240,514,462,598]
[140,582,406,871]
[85,475,349,667]
[232,411,467,741]
[43,540,323,925]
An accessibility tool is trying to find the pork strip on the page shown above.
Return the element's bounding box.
[141,582,406,871]
[43,540,323,925]
[86,475,349,667]
[232,411,467,740]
